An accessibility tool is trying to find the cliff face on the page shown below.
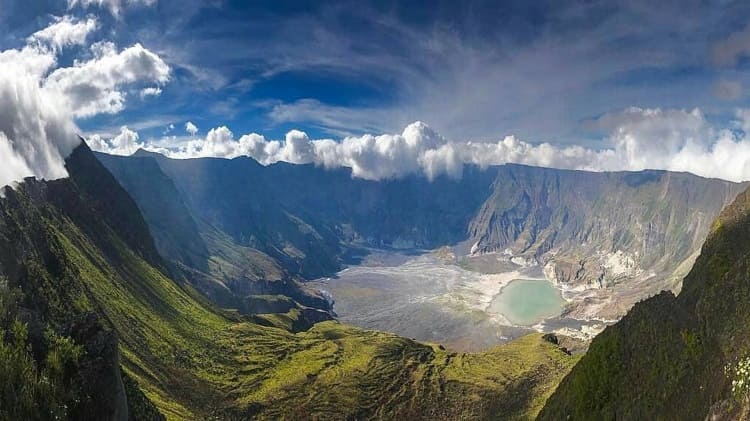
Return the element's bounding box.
[115,152,497,276]
[540,184,750,420]
[466,166,746,320]
[469,166,744,288]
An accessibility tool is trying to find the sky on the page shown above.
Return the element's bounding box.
[5,0,750,184]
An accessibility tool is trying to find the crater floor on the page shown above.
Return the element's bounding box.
[311,247,606,352]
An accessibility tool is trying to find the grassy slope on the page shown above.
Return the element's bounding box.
[53,211,578,419]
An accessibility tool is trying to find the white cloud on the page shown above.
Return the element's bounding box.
[89,120,585,181]
[44,42,170,118]
[139,86,162,99]
[27,15,98,52]
[185,121,198,135]
[193,126,235,158]
[589,107,708,172]
[67,0,157,17]
[0,13,171,189]
[112,126,141,154]
[0,46,78,189]
[280,130,315,164]
[236,133,281,164]
[91,108,750,183]
[322,121,451,180]
[89,126,141,155]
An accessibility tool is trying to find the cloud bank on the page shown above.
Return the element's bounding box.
[0,15,169,189]
[90,107,750,183]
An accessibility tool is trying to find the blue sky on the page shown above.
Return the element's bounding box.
[6,0,750,184]
[4,0,750,144]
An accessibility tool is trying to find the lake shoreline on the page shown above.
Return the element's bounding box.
[487,278,567,326]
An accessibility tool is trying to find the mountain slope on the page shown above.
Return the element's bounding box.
[95,152,329,317]
[0,142,579,419]
[539,184,750,419]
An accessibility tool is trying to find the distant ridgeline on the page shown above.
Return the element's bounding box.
[98,150,745,321]
[0,142,579,419]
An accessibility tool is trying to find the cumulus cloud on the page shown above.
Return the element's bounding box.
[44,42,170,117]
[84,121,597,181]
[588,107,708,171]
[316,122,456,180]
[0,15,170,189]
[88,126,141,155]
[190,126,235,157]
[185,121,198,135]
[89,120,578,180]
[27,15,98,52]
[139,86,162,99]
[281,130,315,164]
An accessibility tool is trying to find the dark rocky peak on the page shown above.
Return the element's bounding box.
[131,148,165,159]
[61,141,164,268]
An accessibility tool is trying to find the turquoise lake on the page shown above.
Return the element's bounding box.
[488,279,566,326]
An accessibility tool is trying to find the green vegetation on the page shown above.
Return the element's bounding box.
[0,280,86,420]
[0,321,82,420]
[727,356,750,400]
[51,203,578,419]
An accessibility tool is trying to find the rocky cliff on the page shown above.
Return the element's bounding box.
[469,165,746,320]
